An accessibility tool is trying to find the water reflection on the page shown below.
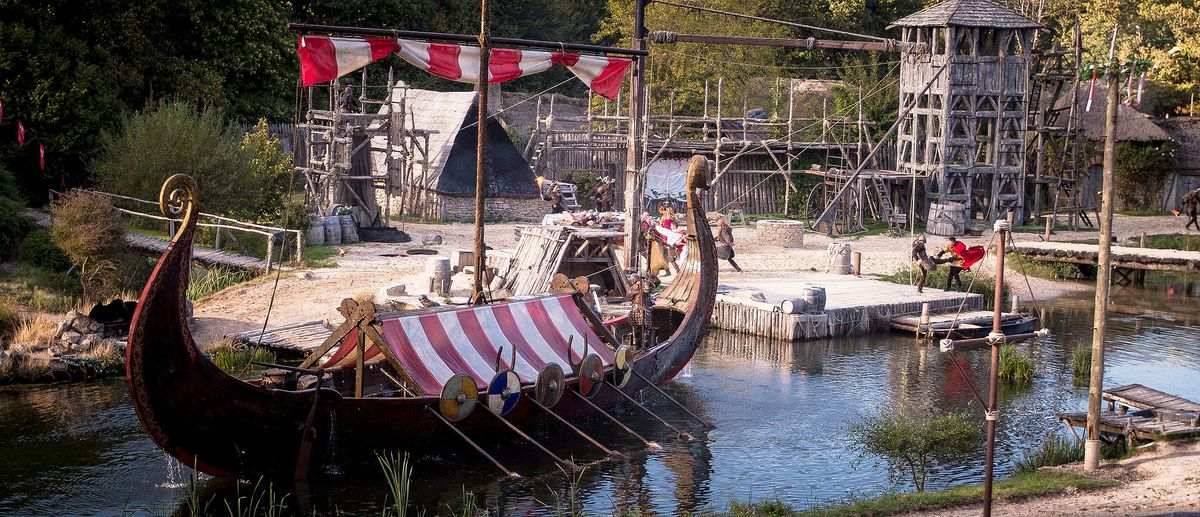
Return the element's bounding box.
[2,282,1200,515]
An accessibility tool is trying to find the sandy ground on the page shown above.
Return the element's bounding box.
[905,440,1200,517]
[192,214,1197,346]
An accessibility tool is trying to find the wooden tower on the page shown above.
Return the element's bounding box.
[890,0,1039,229]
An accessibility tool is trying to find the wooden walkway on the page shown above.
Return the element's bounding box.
[1013,241,1200,275]
[125,233,270,272]
[1060,384,1200,443]
[227,320,331,355]
[712,273,984,341]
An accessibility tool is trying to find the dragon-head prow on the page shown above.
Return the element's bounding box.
[685,155,711,192]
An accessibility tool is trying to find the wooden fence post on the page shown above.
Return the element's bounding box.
[265,234,275,273]
[296,231,304,264]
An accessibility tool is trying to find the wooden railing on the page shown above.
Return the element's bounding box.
[50,189,304,268]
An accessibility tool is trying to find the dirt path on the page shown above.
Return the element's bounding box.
[904,441,1200,516]
[192,215,1196,347]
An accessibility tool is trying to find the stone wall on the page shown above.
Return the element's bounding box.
[440,195,552,222]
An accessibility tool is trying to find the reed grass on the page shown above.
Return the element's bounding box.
[187,265,255,301]
[209,342,275,375]
[377,450,413,517]
[0,299,18,337]
[1015,434,1084,472]
[1071,347,1092,387]
[222,478,289,517]
[998,345,1034,386]
[11,314,57,352]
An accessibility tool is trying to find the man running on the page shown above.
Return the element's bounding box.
[715,215,743,272]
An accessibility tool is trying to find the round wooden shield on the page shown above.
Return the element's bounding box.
[535,364,566,407]
[613,345,634,388]
[439,374,479,422]
[577,354,605,398]
[487,370,522,416]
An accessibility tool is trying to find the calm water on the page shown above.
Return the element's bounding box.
[4,280,1200,516]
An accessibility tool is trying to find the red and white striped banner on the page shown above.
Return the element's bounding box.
[16,120,25,146]
[298,35,631,100]
[318,294,612,395]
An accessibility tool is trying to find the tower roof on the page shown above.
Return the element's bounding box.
[888,0,1040,29]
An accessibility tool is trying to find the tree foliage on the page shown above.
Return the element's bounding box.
[1115,141,1177,210]
[850,410,982,492]
[0,164,32,261]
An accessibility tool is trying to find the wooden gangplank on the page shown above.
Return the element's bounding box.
[1059,384,1200,443]
[227,320,331,354]
[1012,241,1200,274]
[125,233,269,273]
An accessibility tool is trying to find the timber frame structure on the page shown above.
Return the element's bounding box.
[296,72,432,225]
[525,78,873,220]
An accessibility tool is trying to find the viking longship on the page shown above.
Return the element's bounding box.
[125,156,717,479]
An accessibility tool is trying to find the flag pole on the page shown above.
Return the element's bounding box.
[622,0,648,273]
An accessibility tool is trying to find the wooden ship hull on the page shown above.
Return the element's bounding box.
[126,157,717,479]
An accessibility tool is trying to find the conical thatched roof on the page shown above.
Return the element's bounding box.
[888,0,1040,29]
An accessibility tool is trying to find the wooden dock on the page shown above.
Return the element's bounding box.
[711,273,984,341]
[1013,241,1200,277]
[1059,384,1200,443]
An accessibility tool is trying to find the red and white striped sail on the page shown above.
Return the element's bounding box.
[298,35,630,99]
[318,294,613,395]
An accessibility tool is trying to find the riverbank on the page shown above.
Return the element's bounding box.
[731,440,1199,516]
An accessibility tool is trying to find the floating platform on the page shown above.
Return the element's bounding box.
[890,310,1037,339]
[711,273,984,341]
[1059,384,1200,443]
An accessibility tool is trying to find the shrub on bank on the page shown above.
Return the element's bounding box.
[50,192,125,302]
[18,229,72,272]
[1016,433,1083,472]
[849,410,981,492]
[0,165,33,261]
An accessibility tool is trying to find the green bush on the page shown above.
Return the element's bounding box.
[1016,433,1083,472]
[50,192,125,302]
[998,344,1034,386]
[0,299,18,337]
[18,230,71,271]
[96,104,293,223]
[849,410,982,492]
[0,165,32,261]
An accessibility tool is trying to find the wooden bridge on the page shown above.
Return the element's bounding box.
[47,189,304,273]
[1012,241,1200,284]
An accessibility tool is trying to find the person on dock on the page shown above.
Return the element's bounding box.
[715,215,742,272]
[547,184,565,214]
[938,236,967,291]
[911,236,936,293]
[592,177,614,212]
[1178,187,1200,231]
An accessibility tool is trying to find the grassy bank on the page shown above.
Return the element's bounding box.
[729,470,1117,517]
[876,266,1001,308]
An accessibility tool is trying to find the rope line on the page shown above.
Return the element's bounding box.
[652,47,901,71]
[655,0,893,42]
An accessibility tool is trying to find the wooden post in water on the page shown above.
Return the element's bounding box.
[470,0,491,304]
[982,219,1009,517]
[918,302,930,340]
[1085,29,1121,472]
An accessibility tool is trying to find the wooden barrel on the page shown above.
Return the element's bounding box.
[927,202,967,236]
[305,216,325,246]
[799,286,826,313]
[779,298,808,314]
[339,215,359,243]
[322,215,342,245]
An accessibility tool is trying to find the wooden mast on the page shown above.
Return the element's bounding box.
[471,0,491,304]
[622,0,648,272]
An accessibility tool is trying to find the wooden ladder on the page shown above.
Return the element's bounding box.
[869,174,903,232]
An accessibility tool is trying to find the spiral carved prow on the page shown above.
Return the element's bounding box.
[158,174,199,243]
